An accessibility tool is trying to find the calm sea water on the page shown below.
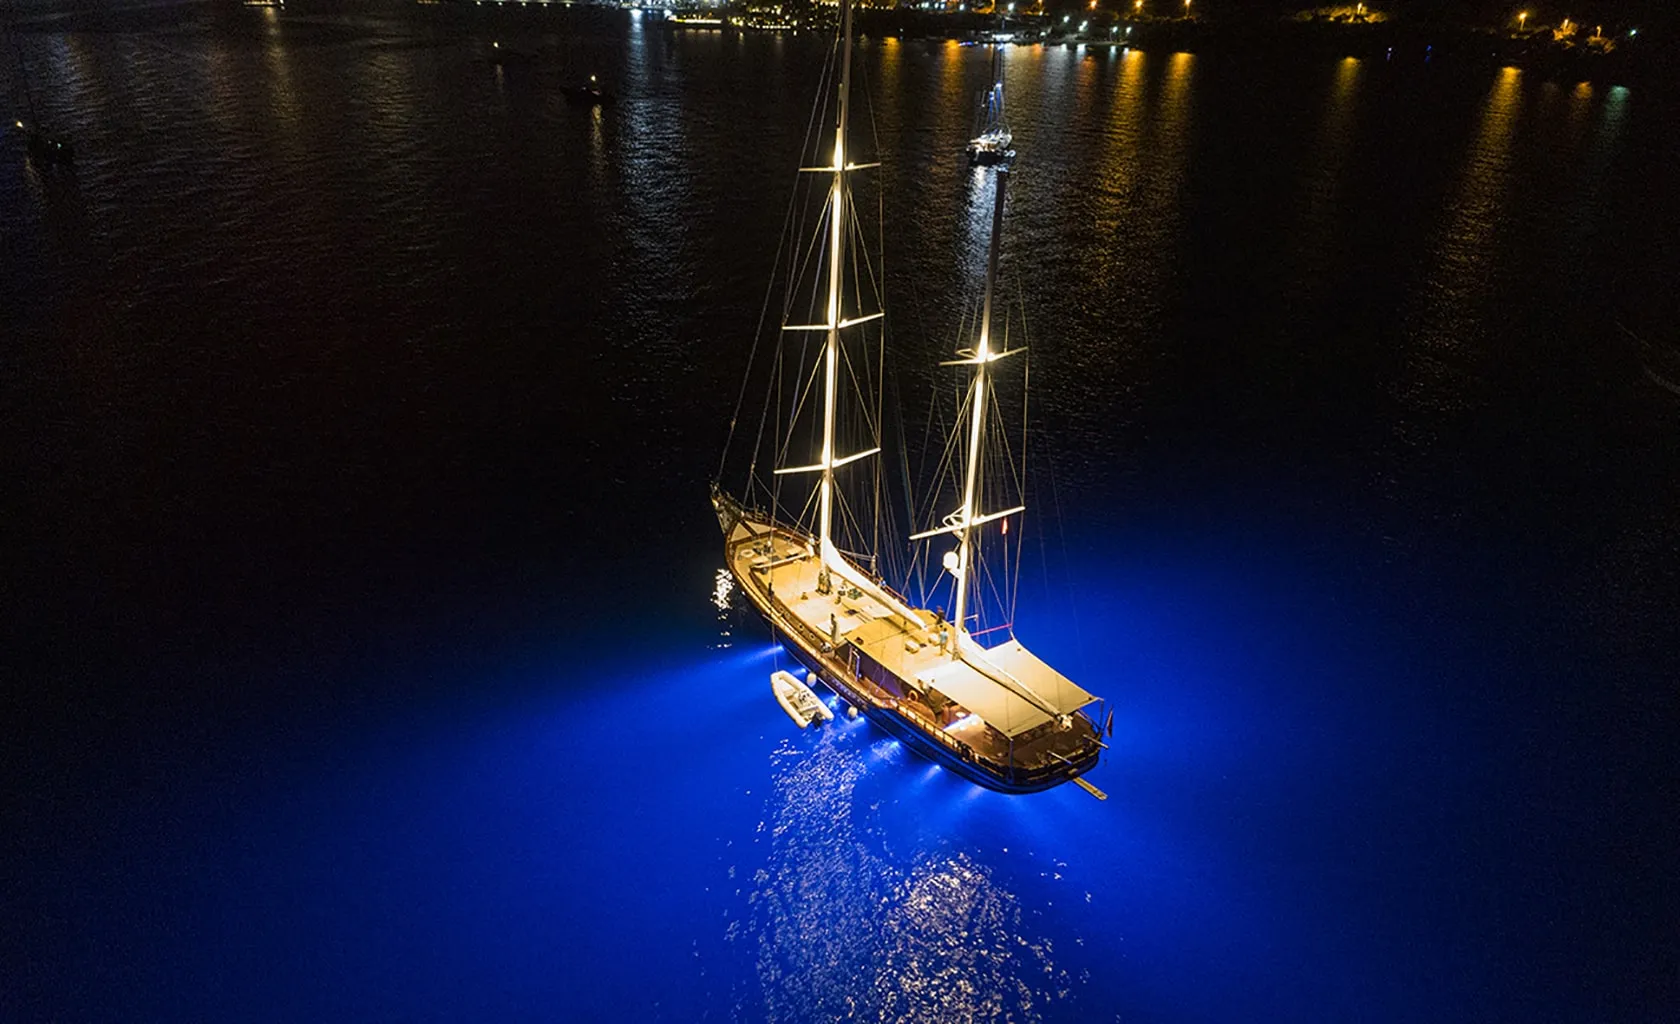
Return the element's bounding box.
[5,3,1677,1022]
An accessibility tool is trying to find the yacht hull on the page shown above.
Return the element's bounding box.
[779,641,1096,793]
[714,487,1101,794]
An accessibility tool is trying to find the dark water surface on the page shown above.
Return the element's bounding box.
[5,3,1677,1021]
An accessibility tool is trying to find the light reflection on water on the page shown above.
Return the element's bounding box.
[744,728,1071,1022]
[1407,66,1523,371]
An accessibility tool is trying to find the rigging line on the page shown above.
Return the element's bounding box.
[775,250,824,496]
[1011,322,1030,634]
[886,358,923,598]
[836,317,877,442]
[838,203,880,438]
[982,389,1015,619]
[750,46,840,495]
[915,309,966,532]
[836,484,862,556]
[770,34,838,535]
[781,43,840,324]
[787,469,821,532]
[984,539,1010,636]
[872,201,887,581]
[719,161,807,483]
[787,193,837,326]
[933,342,976,508]
[769,324,785,518]
[919,367,969,530]
[1044,427,1089,680]
[841,194,880,327]
[986,362,1020,495]
[782,278,830,455]
[872,156,890,574]
[860,40,883,171]
[773,347,829,471]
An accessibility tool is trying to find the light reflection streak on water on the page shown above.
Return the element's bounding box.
[1564,79,1593,140]
[262,10,303,151]
[1396,66,1521,420]
[1283,56,1362,308]
[1146,51,1195,256]
[1318,57,1362,202]
[1558,82,1626,275]
[1095,47,1147,230]
[203,27,242,137]
[48,32,99,129]
[958,164,999,287]
[878,34,902,118]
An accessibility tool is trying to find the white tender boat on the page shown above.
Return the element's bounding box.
[772,670,834,728]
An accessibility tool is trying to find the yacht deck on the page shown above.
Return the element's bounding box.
[727,516,1100,777]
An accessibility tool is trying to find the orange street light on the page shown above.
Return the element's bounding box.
[1518,10,1528,30]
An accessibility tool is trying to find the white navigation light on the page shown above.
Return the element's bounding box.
[942,550,961,575]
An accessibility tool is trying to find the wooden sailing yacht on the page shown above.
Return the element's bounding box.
[712,0,1104,794]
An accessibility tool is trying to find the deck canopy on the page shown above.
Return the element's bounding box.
[976,640,1097,719]
[846,618,1097,739]
[922,641,1096,739]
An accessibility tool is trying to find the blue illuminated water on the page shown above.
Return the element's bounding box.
[4,3,1676,1022]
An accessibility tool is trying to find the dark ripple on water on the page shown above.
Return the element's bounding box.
[737,730,1070,1022]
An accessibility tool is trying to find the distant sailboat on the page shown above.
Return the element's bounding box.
[560,73,613,106]
[713,0,1103,793]
[966,35,1012,166]
[4,0,72,165]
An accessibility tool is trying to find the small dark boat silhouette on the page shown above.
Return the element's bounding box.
[560,74,614,106]
[485,41,534,66]
[15,118,74,165]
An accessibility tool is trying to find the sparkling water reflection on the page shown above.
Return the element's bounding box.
[747,729,1070,1022]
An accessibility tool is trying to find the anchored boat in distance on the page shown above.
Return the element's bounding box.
[966,33,1013,166]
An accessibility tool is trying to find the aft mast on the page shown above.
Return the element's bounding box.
[912,167,1025,646]
[954,166,1006,637]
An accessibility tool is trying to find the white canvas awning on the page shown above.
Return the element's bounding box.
[845,620,1097,740]
[917,641,1097,739]
[977,640,1097,718]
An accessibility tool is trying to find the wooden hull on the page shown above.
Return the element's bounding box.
[713,486,1101,794]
